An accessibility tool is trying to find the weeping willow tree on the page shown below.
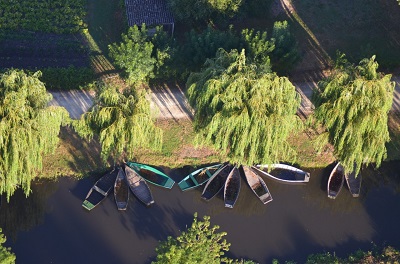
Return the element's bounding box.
[0,70,69,201]
[73,82,162,163]
[312,55,395,175]
[187,49,303,165]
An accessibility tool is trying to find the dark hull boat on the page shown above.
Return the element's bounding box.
[327,162,345,199]
[252,164,310,184]
[242,166,273,204]
[224,166,241,208]
[126,162,175,189]
[345,169,362,198]
[201,163,232,201]
[178,164,222,191]
[125,165,154,206]
[114,167,129,210]
[82,169,118,211]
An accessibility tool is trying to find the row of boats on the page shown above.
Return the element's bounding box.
[82,161,361,211]
[82,162,312,211]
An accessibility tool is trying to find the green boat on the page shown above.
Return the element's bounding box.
[178,164,222,191]
[125,162,175,189]
[82,169,118,211]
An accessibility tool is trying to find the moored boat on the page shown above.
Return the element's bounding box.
[178,164,222,191]
[242,166,273,204]
[114,167,129,210]
[126,162,175,189]
[327,162,345,199]
[124,165,154,206]
[82,169,118,211]
[201,163,233,201]
[252,164,310,184]
[345,167,362,198]
[224,166,241,208]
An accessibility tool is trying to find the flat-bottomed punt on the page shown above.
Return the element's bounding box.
[114,167,129,210]
[252,164,310,184]
[327,162,345,199]
[242,166,273,204]
[178,164,222,191]
[82,169,118,211]
[125,165,154,206]
[224,166,241,208]
[345,168,362,198]
[126,161,175,189]
[201,163,233,201]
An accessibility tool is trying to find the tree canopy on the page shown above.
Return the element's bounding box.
[187,49,302,165]
[0,70,69,200]
[0,229,15,264]
[153,213,231,264]
[312,55,395,175]
[109,25,156,87]
[73,82,162,163]
[167,0,242,24]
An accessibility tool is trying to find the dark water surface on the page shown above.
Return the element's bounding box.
[2,161,400,264]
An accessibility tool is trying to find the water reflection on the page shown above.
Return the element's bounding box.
[1,161,400,263]
[0,179,58,241]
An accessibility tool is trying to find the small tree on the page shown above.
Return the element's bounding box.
[187,49,302,165]
[240,28,274,72]
[0,70,69,200]
[312,54,395,175]
[109,25,156,87]
[73,82,162,163]
[270,21,299,74]
[153,213,231,264]
[0,229,15,264]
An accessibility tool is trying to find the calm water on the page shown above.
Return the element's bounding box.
[1,161,400,264]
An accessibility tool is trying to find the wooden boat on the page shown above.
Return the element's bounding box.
[327,162,345,199]
[345,168,362,198]
[126,161,175,189]
[114,167,129,210]
[201,163,233,201]
[224,166,241,208]
[242,166,273,204]
[124,165,154,206]
[82,169,118,211]
[252,164,310,184]
[178,164,222,191]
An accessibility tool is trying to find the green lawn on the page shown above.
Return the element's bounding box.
[285,0,400,71]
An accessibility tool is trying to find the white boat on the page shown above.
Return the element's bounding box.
[252,164,310,184]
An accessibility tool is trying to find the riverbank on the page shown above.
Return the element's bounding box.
[44,75,400,178]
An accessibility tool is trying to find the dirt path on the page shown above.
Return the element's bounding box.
[49,77,400,120]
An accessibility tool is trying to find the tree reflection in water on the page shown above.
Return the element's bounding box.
[0,179,58,241]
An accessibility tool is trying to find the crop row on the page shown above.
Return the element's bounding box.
[0,0,86,34]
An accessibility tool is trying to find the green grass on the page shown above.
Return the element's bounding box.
[286,0,400,70]
[129,120,221,168]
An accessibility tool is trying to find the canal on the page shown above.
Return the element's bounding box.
[1,161,400,263]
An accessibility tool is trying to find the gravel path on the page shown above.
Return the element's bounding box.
[49,77,400,120]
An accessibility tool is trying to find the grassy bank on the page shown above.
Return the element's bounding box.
[41,109,400,179]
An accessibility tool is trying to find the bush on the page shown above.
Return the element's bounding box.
[39,66,95,90]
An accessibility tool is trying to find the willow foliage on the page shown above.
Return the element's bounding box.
[73,82,162,163]
[0,70,69,201]
[312,55,395,175]
[187,49,302,165]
